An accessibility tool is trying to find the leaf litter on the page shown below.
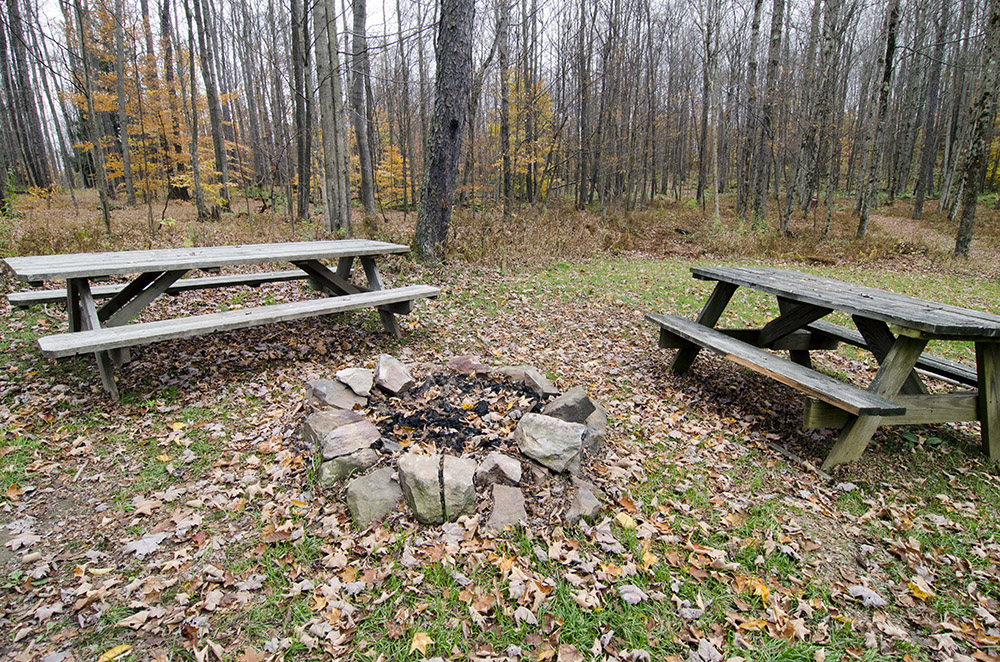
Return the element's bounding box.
[1,256,999,661]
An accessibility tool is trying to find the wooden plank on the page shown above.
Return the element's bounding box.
[821,335,928,469]
[39,285,440,357]
[105,270,188,327]
[66,279,82,332]
[759,299,832,346]
[3,240,410,282]
[361,256,403,337]
[75,280,120,401]
[670,281,737,374]
[646,313,905,416]
[803,393,978,428]
[8,269,311,308]
[692,266,1000,338]
[808,319,978,386]
[976,341,1000,462]
[853,315,927,395]
[657,328,839,351]
[95,271,160,322]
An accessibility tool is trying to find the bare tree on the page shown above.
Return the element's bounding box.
[414,0,475,262]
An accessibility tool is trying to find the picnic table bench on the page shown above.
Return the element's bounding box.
[4,240,440,400]
[646,266,1000,469]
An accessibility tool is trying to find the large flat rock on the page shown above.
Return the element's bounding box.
[515,413,586,473]
[346,467,401,527]
[321,420,382,460]
[398,454,443,524]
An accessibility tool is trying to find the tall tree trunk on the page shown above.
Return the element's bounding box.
[913,0,949,219]
[315,0,351,233]
[114,0,137,205]
[856,0,900,238]
[351,0,376,214]
[74,0,112,233]
[6,0,50,186]
[181,0,208,219]
[736,0,764,221]
[192,0,229,210]
[752,0,785,225]
[414,0,474,262]
[955,0,1000,256]
[500,0,513,213]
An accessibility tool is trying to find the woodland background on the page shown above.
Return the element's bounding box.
[0,0,999,257]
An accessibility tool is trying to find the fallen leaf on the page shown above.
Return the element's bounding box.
[616,512,637,529]
[409,631,434,655]
[115,609,150,629]
[847,585,886,608]
[618,584,648,605]
[908,576,935,601]
[123,532,170,559]
[97,645,132,662]
[5,531,40,551]
[513,605,538,625]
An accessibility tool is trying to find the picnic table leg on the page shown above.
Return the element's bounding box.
[66,279,83,332]
[361,256,401,338]
[822,335,927,470]
[975,341,1000,462]
[74,279,120,401]
[853,315,927,395]
[670,281,737,374]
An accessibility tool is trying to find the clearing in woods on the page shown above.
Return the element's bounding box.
[1,193,999,662]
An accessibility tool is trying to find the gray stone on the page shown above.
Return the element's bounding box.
[336,368,374,397]
[398,454,443,524]
[486,485,527,532]
[317,448,379,486]
[447,355,492,376]
[443,456,477,521]
[565,479,602,524]
[346,468,402,527]
[583,403,608,454]
[375,355,416,395]
[305,379,367,410]
[515,413,586,473]
[494,366,560,397]
[302,409,365,449]
[542,386,596,424]
[475,452,522,487]
[321,420,382,460]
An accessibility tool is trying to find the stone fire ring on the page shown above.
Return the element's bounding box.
[300,354,609,531]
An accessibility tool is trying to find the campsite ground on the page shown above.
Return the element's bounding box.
[1,191,999,662]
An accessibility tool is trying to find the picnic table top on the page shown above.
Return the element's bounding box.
[3,239,411,282]
[692,266,1000,339]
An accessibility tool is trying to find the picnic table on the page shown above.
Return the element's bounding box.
[646,266,1000,469]
[4,240,439,400]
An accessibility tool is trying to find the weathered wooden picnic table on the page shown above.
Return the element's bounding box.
[646,266,1000,469]
[4,240,439,400]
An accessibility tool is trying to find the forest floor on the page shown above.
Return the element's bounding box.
[1,191,999,662]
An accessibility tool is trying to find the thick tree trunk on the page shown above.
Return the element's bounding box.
[955,0,1000,256]
[414,0,474,262]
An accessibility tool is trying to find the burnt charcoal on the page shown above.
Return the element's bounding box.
[362,370,542,454]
